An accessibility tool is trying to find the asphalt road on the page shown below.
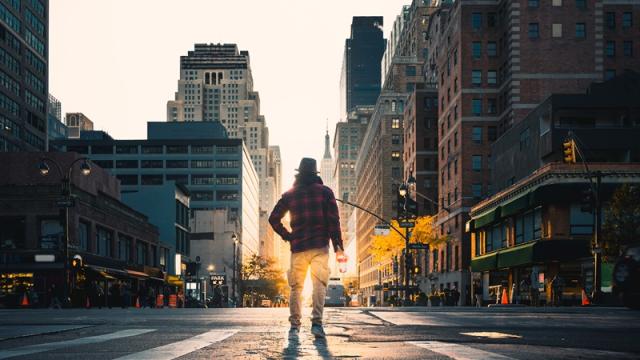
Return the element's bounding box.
[0,306,638,359]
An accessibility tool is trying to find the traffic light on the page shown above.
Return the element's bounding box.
[185,262,198,277]
[396,191,406,218]
[581,188,594,213]
[70,256,82,270]
[563,139,576,164]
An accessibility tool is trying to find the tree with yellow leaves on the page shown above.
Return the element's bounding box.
[369,215,448,265]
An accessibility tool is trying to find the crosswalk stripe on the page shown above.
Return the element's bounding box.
[0,329,155,360]
[114,329,239,360]
[407,341,512,360]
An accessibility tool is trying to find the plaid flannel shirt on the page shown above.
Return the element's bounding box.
[269,181,343,253]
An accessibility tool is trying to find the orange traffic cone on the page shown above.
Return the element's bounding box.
[20,293,29,307]
[501,288,509,305]
[135,296,141,309]
[581,289,591,306]
[85,296,91,309]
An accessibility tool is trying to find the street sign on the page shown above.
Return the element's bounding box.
[408,243,430,250]
[398,219,415,228]
[209,274,226,285]
[56,198,75,208]
[374,224,390,236]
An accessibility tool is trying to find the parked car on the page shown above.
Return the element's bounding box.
[613,244,640,309]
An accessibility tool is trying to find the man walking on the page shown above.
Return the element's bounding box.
[269,158,344,339]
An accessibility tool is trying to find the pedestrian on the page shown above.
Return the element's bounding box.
[474,284,482,307]
[269,157,344,339]
[213,285,222,308]
[551,274,564,306]
[451,286,460,306]
[48,283,62,309]
[530,271,540,307]
[147,286,156,308]
[95,282,104,309]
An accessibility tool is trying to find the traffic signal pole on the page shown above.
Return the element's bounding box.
[566,132,603,302]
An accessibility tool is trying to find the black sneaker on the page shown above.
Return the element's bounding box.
[311,324,326,338]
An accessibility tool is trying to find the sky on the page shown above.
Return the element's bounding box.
[49,0,410,187]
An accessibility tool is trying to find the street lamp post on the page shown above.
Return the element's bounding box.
[231,233,238,307]
[38,156,92,307]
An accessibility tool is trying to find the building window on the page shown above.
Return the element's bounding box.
[552,23,562,38]
[552,0,562,6]
[392,134,401,145]
[472,42,482,59]
[472,183,482,199]
[606,41,615,57]
[576,0,586,9]
[116,175,138,185]
[96,227,113,258]
[392,167,401,178]
[40,219,62,250]
[166,145,188,154]
[141,160,163,168]
[217,190,239,201]
[488,126,497,141]
[605,69,616,80]
[391,118,401,129]
[406,66,417,76]
[192,174,216,185]
[487,41,497,57]
[472,99,482,115]
[166,160,188,168]
[142,145,163,154]
[529,23,539,38]
[624,41,633,57]
[487,70,497,85]
[78,221,89,251]
[191,160,214,168]
[141,175,163,185]
[487,12,497,27]
[192,145,214,154]
[529,0,539,7]
[391,151,401,161]
[570,203,594,234]
[166,174,188,185]
[191,191,214,201]
[116,145,138,154]
[118,235,132,262]
[575,23,586,38]
[487,98,497,115]
[472,70,482,86]
[606,12,615,29]
[115,160,138,169]
[623,12,632,29]
[472,12,482,30]
[472,127,483,144]
[472,155,482,171]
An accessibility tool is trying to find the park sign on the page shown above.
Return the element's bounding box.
[209,273,226,285]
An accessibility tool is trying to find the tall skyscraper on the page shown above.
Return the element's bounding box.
[0,0,49,152]
[340,16,386,120]
[320,125,335,191]
[166,43,278,260]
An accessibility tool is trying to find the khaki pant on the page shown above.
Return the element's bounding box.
[288,247,330,327]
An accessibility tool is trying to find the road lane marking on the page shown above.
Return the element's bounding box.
[460,332,522,339]
[407,341,512,360]
[114,329,239,360]
[0,329,155,359]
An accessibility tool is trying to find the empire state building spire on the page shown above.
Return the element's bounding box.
[323,121,331,159]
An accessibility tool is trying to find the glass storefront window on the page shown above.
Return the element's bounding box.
[40,219,62,250]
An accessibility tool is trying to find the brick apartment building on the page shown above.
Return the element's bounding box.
[425,0,640,304]
[0,152,165,308]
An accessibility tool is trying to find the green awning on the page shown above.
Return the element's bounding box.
[501,192,531,217]
[474,206,501,228]
[471,252,498,272]
[497,241,537,268]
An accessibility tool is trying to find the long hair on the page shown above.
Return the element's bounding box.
[294,173,323,187]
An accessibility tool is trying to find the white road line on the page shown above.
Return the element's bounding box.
[114,329,239,360]
[0,329,155,360]
[408,341,512,360]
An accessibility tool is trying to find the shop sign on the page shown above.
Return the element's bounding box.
[34,254,55,262]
